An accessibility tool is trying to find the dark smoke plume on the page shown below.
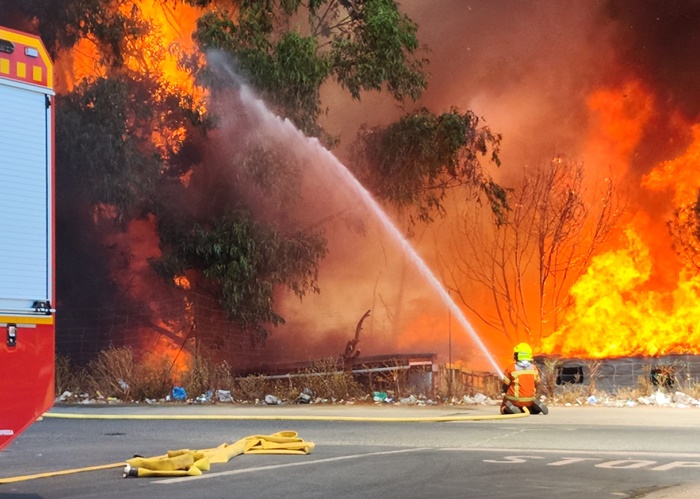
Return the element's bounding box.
[606,0,700,121]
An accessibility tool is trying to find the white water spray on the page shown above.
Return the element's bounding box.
[216,60,503,376]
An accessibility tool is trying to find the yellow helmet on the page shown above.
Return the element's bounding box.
[513,342,533,361]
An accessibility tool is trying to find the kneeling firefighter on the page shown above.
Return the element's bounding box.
[501,342,548,415]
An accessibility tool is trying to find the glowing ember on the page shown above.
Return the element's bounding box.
[174,275,191,289]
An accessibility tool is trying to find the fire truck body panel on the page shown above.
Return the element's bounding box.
[0,26,55,451]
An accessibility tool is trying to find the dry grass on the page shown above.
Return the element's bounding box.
[551,384,589,405]
[539,358,561,398]
[298,358,364,400]
[233,359,365,403]
[267,378,299,401]
[181,352,213,398]
[174,351,236,399]
[82,346,172,401]
[130,357,171,400]
[236,375,271,401]
[612,386,648,401]
[85,346,136,399]
[55,354,83,395]
[677,379,700,400]
[62,345,700,406]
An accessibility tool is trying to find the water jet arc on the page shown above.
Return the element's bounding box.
[218,60,503,377]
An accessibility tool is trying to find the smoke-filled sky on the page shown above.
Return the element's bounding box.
[11,0,700,371]
[270,0,700,369]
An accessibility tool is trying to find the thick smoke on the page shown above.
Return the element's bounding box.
[309,0,624,366]
[306,0,700,365]
[33,1,700,369]
[606,0,700,122]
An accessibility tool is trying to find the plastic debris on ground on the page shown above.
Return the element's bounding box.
[264,394,281,405]
[195,390,214,404]
[400,395,418,405]
[372,391,387,402]
[372,391,388,403]
[171,386,187,402]
[217,389,234,403]
[56,391,72,403]
[297,388,314,404]
[473,393,488,404]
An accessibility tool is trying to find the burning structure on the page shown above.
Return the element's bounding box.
[2,1,700,386]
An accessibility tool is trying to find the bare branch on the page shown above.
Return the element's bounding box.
[441,156,621,345]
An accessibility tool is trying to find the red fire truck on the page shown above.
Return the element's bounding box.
[0,26,55,451]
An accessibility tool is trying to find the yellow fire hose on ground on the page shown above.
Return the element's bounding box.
[43,410,529,423]
[122,430,314,478]
[0,431,315,484]
[0,408,530,484]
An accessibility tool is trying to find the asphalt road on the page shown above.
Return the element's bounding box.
[1,404,700,498]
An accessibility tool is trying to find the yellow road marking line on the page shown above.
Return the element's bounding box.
[44,412,529,423]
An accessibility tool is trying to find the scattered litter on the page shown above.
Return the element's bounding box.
[587,395,597,405]
[373,391,388,403]
[264,394,281,405]
[217,390,233,403]
[297,388,314,404]
[171,386,187,402]
[473,393,488,404]
[56,391,73,402]
[195,391,214,404]
[654,390,670,405]
[672,391,699,406]
[399,395,418,405]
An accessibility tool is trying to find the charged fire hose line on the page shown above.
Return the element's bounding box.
[0,463,124,484]
[44,411,530,423]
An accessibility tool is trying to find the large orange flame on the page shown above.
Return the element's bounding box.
[60,1,203,91]
[643,124,700,206]
[58,2,204,374]
[56,4,700,370]
[541,80,700,359]
[585,80,654,170]
[541,227,700,358]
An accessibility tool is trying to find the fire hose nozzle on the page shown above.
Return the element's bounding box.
[122,464,138,478]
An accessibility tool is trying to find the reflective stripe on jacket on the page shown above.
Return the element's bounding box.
[503,363,539,405]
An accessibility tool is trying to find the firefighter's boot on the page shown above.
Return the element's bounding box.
[532,399,549,415]
[502,400,522,414]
